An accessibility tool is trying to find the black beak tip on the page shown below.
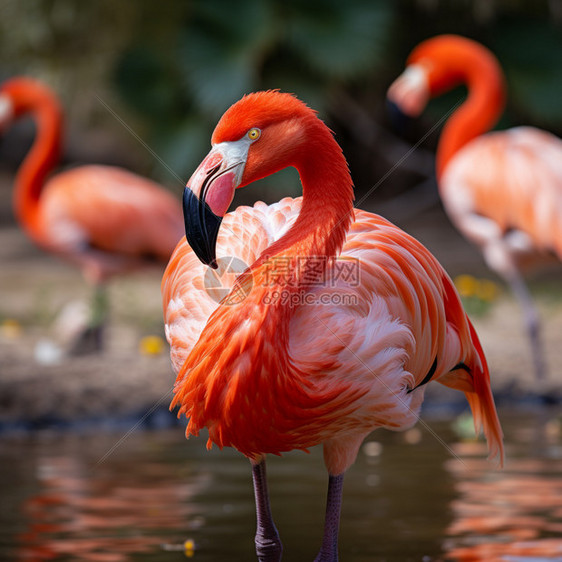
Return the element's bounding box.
[386,99,415,134]
[182,186,223,268]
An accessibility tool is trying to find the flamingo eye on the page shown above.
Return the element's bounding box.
[247,128,261,141]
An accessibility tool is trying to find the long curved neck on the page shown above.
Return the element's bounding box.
[430,39,506,179]
[252,121,355,280]
[11,82,63,235]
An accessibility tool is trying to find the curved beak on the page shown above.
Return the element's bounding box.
[183,142,247,268]
[0,94,14,133]
[182,186,222,269]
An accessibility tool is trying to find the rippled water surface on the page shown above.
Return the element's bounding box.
[1,410,562,561]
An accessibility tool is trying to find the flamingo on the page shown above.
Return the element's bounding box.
[162,90,504,561]
[0,77,184,353]
[387,34,562,381]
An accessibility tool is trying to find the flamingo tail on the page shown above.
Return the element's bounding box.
[439,318,505,467]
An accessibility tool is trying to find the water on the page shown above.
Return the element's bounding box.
[1,410,561,561]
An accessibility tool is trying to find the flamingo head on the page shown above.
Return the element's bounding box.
[0,78,44,124]
[388,35,502,118]
[387,63,430,118]
[386,36,461,125]
[0,77,63,133]
[387,36,465,119]
[183,90,315,267]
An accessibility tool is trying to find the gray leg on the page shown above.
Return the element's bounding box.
[507,271,547,381]
[480,235,548,382]
[252,458,282,561]
[314,473,345,562]
[69,284,108,355]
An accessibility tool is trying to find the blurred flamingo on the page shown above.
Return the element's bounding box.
[387,34,562,381]
[162,90,504,561]
[0,77,183,353]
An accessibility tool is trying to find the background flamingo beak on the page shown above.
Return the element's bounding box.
[0,94,14,133]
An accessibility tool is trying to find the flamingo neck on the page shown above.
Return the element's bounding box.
[251,125,355,286]
[11,82,63,236]
[428,40,506,180]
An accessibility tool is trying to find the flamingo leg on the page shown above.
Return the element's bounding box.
[69,284,107,355]
[314,473,345,562]
[251,458,282,562]
[506,270,547,381]
[90,283,109,329]
[473,225,547,381]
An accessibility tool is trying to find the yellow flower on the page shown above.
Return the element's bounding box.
[476,279,499,302]
[184,539,195,558]
[139,335,165,356]
[1,319,23,339]
[454,274,479,298]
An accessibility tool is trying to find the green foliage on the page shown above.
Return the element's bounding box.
[284,0,394,80]
[492,20,562,126]
[177,0,274,116]
[4,0,559,195]
[113,0,397,182]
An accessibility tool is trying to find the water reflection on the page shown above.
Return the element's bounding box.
[3,431,211,561]
[1,413,561,561]
[443,416,562,561]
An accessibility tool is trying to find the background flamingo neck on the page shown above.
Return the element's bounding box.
[13,88,63,235]
[433,42,506,179]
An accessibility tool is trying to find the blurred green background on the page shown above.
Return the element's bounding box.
[1,0,561,213]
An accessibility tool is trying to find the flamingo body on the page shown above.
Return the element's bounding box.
[36,164,183,282]
[441,127,562,263]
[165,198,501,469]
[388,35,562,380]
[162,90,503,559]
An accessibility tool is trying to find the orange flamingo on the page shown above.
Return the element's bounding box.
[162,90,504,561]
[0,77,183,352]
[387,35,562,381]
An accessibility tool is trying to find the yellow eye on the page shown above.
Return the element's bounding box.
[247,128,261,141]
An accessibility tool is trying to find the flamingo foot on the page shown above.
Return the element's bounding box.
[252,458,282,561]
[314,473,345,562]
[68,324,104,355]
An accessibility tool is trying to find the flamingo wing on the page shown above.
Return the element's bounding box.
[289,209,501,457]
[441,127,562,260]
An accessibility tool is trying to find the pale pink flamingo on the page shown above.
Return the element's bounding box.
[387,34,562,381]
[162,90,503,560]
[0,77,183,352]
